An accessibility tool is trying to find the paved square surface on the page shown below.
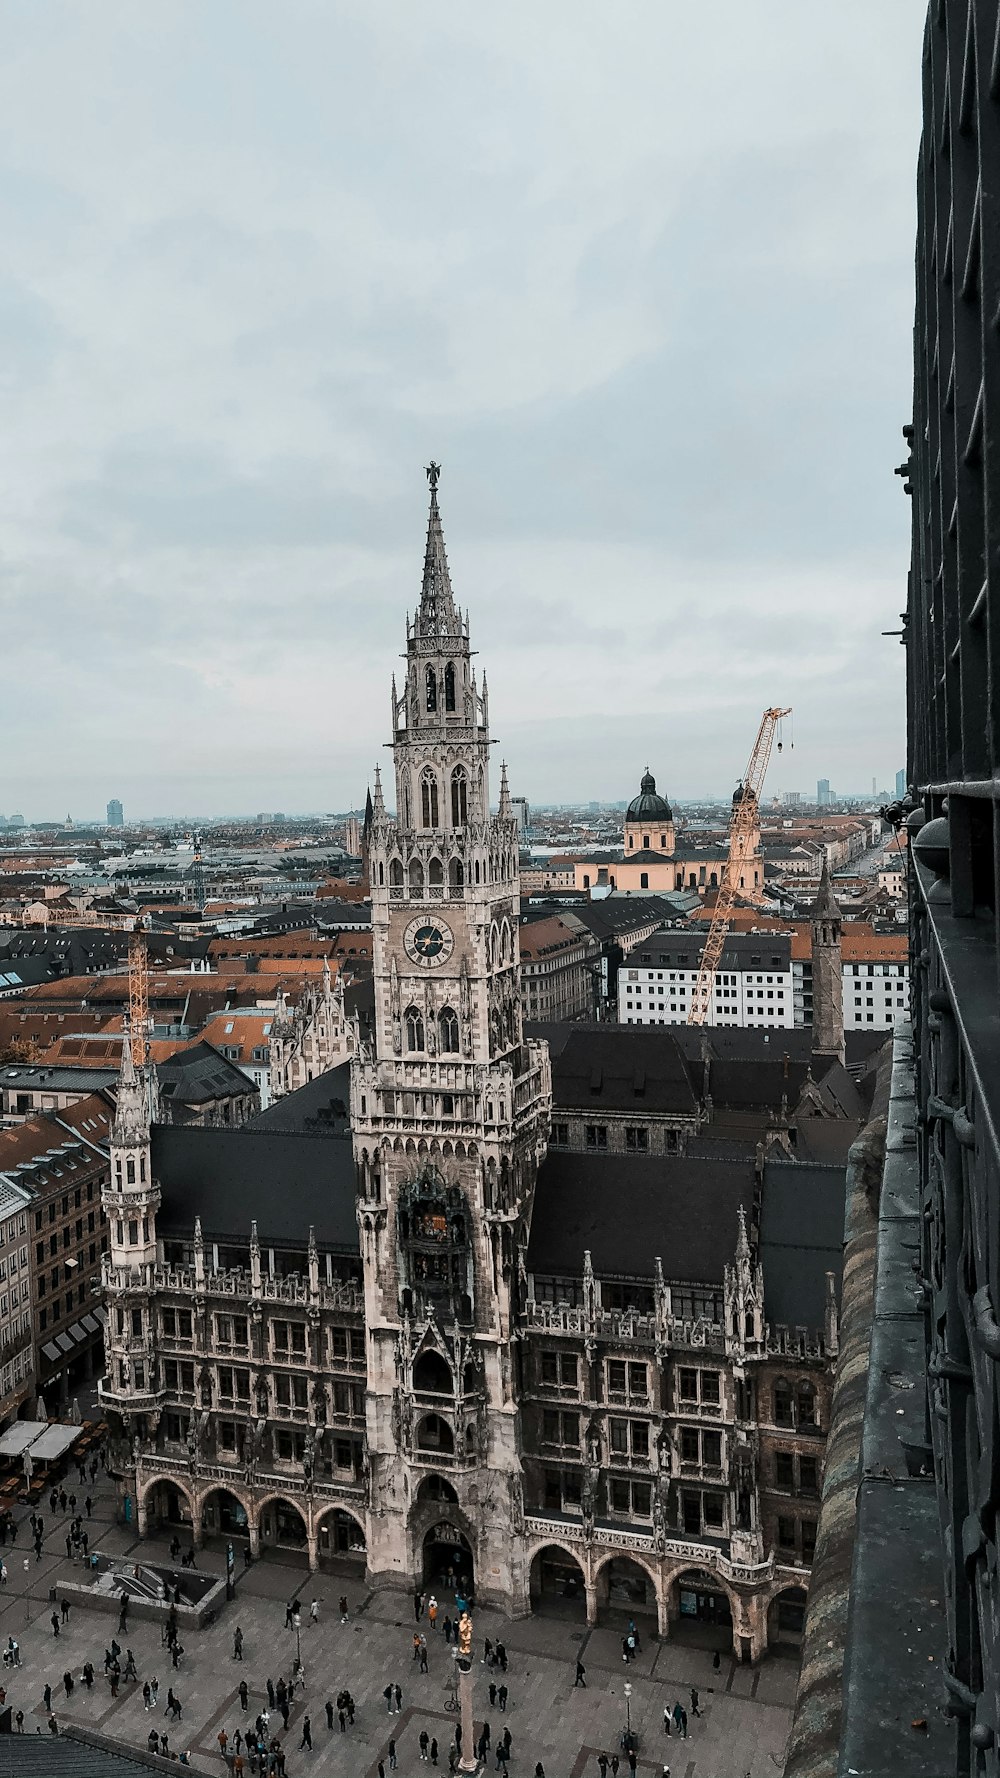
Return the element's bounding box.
[0,1462,795,1776]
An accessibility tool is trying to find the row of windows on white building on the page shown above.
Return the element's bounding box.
[621,963,909,1029]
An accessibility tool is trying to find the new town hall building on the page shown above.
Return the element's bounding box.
[99,472,854,1660]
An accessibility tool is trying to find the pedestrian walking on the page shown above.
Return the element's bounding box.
[325,1700,334,1731]
[690,1687,700,1716]
[679,1707,688,1739]
[414,1589,424,1620]
[420,1637,429,1673]
[284,1600,294,1630]
[713,1649,721,1673]
[339,1595,349,1622]
[383,1684,394,1715]
[413,1632,421,1661]
[420,1729,430,1761]
[59,1489,67,1513]
[497,1642,508,1672]
[43,1684,52,1712]
[672,1702,684,1737]
[388,1737,398,1769]
[498,1684,508,1713]
[489,1681,497,1708]
[483,1637,493,1667]
[124,1650,137,1681]
[599,1752,611,1775]
[51,1611,60,1636]
[338,1707,347,1733]
[431,1738,439,1765]
[299,1716,312,1750]
[428,1596,438,1631]
[239,1680,249,1712]
[267,1679,276,1709]
[610,1757,620,1776]
[218,1730,229,1758]
[143,1682,152,1711]
[234,1626,244,1660]
[309,1599,319,1625]
[63,1671,73,1698]
[393,1683,402,1713]
[14,1711,22,1733]
[61,1598,69,1623]
[378,1765,386,1778]
[663,1706,671,1736]
[151,1678,159,1708]
[574,1658,587,1687]
[69,1494,76,1514]
[85,1496,93,1518]
[535,1765,545,1777]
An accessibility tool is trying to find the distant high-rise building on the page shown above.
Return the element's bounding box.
[783,790,801,808]
[817,779,831,805]
[344,815,362,856]
[511,795,530,835]
[895,768,906,799]
[107,799,124,828]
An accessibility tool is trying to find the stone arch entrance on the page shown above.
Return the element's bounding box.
[141,1477,194,1536]
[200,1486,251,1544]
[317,1505,366,1569]
[258,1496,309,1555]
[669,1565,735,1650]
[528,1543,587,1620]
[422,1520,474,1598]
[594,1554,659,1625]
[767,1585,807,1651]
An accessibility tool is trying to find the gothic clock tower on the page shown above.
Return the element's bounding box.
[351,466,551,1613]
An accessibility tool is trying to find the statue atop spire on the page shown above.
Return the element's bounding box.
[416,463,459,640]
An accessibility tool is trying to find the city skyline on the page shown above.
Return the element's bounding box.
[2,3,919,809]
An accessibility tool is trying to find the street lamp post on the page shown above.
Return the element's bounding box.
[624,1679,633,1743]
[22,1557,29,1625]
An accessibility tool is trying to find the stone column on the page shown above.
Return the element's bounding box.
[136,1497,148,1537]
[248,1519,261,1559]
[457,1657,478,1774]
[307,1531,319,1573]
[584,1579,598,1627]
[192,1503,204,1550]
[656,1578,670,1640]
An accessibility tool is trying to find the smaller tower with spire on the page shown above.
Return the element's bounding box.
[810,857,845,1065]
[98,1032,164,1443]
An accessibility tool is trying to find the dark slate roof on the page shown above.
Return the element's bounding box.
[0,1724,169,1774]
[151,1124,358,1251]
[632,929,792,969]
[525,1023,700,1116]
[759,1159,847,1329]
[0,1063,118,1092]
[527,1150,755,1284]
[157,1041,256,1106]
[250,1062,351,1134]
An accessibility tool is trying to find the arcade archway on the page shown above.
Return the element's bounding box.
[143,1478,194,1534]
[595,1555,659,1625]
[259,1497,308,1553]
[670,1566,734,1649]
[767,1586,807,1651]
[529,1544,587,1620]
[317,1506,366,1568]
[200,1487,250,1542]
[417,1475,458,1505]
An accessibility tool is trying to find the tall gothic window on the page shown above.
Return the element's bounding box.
[426,665,437,712]
[439,1006,459,1052]
[428,856,443,887]
[448,857,464,889]
[421,772,439,829]
[451,767,468,827]
[444,662,456,711]
[405,1006,425,1052]
[390,858,404,887]
[409,858,424,891]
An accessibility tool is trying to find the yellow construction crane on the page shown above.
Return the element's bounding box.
[128,929,150,1067]
[687,707,792,1026]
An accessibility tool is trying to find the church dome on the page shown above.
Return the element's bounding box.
[626,769,673,823]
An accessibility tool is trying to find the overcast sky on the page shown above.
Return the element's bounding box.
[1,2,923,820]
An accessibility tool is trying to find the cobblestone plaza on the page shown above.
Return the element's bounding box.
[0,1464,792,1776]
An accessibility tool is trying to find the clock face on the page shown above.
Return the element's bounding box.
[404,917,455,967]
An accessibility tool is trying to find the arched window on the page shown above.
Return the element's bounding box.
[428,856,443,886]
[426,665,437,712]
[451,767,468,827]
[500,919,512,964]
[444,662,456,711]
[421,772,439,829]
[413,1350,453,1395]
[409,858,424,891]
[628,834,634,849]
[405,1006,425,1052]
[448,857,464,889]
[797,1382,817,1428]
[439,1006,459,1052]
[390,858,404,887]
[774,1380,793,1426]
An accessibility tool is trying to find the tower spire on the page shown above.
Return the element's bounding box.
[417,462,458,639]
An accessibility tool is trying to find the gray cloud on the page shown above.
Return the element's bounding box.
[0,1,920,817]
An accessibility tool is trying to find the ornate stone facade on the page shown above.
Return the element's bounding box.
[99,471,835,1660]
[268,959,352,1103]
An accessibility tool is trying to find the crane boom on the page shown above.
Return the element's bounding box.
[128,930,150,1067]
[687,706,791,1027]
